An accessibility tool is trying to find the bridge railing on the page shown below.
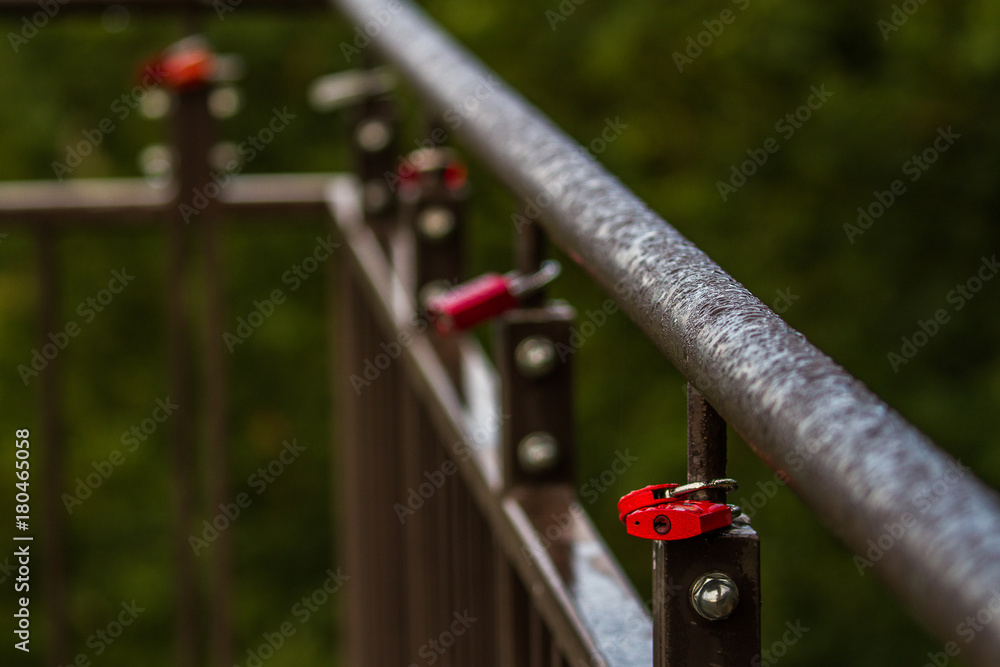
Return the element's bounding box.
[2,0,1000,665]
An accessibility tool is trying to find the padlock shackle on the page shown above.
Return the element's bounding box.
[508,258,560,297]
[617,483,679,523]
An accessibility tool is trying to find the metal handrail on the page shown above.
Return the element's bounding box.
[328,0,1000,662]
[2,0,998,661]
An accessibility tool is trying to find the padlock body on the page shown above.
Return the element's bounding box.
[624,501,732,540]
[162,49,215,92]
[426,273,518,334]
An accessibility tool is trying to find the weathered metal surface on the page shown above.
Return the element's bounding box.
[686,384,727,504]
[328,0,1000,661]
[328,176,653,666]
[653,526,761,667]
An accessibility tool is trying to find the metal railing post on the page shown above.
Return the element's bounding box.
[337,81,411,665]
[167,69,205,667]
[37,225,69,667]
[652,385,760,666]
[494,226,577,664]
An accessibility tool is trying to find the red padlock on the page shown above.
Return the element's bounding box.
[160,47,215,92]
[623,501,732,540]
[426,259,560,335]
[618,479,737,541]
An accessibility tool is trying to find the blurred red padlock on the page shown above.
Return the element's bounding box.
[142,37,217,93]
[160,46,215,92]
[425,260,560,335]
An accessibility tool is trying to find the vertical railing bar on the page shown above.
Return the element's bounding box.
[466,497,495,667]
[436,444,455,667]
[167,176,198,667]
[449,483,471,666]
[401,390,430,662]
[549,637,564,667]
[203,206,232,667]
[169,43,215,663]
[654,384,760,666]
[422,414,445,661]
[325,234,342,661]
[528,605,551,667]
[37,225,69,667]
[379,360,409,665]
[497,558,531,666]
[337,261,365,666]
[686,383,727,502]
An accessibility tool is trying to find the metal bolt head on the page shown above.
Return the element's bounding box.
[416,206,455,240]
[517,432,559,473]
[355,118,392,153]
[690,572,740,621]
[363,180,391,214]
[514,335,558,379]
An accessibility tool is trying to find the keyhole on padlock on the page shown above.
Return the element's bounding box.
[653,515,671,535]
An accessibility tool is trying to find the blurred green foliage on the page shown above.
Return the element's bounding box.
[1,1,999,666]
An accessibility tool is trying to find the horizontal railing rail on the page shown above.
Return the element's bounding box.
[324,0,1000,662]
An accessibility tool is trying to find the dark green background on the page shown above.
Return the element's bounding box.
[2,0,999,665]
